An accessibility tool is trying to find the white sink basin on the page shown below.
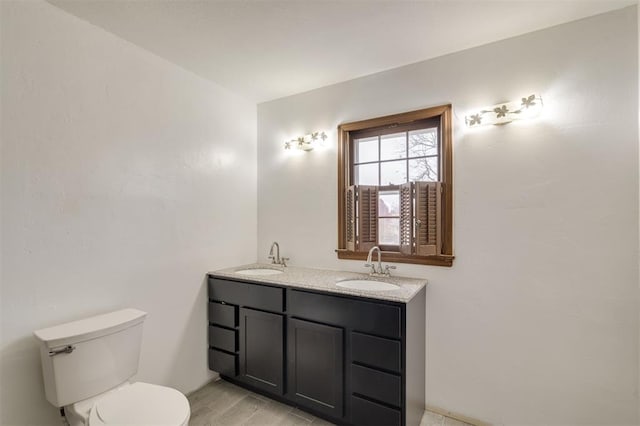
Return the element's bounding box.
[336,279,399,291]
[235,268,283,276]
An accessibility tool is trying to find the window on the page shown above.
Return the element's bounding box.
[337,105,454,266]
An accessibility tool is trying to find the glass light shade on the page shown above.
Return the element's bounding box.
[465,94,543,127]
[283,131,327,151]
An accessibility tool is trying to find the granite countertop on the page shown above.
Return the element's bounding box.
[208,263,427,303]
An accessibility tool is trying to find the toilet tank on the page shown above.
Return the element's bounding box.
[33,309,147,407]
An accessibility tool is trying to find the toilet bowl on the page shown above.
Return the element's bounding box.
[33,309,191,426]
[65,382,190,426]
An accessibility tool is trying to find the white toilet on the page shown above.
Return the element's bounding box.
[33,309,191,426]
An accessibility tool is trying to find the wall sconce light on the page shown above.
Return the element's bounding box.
[465,94,543,127]
[284,131,327,151]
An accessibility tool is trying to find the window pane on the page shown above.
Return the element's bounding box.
[355,163,379,185]
[379,191,399,216]
[355,136,378,163]
[380,160,407,185]
[379,218,400,245]
[408,128,438,157]
[409,157,438,182]
[380,132,406,161]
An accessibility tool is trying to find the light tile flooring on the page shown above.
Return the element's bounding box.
[187,378,472,426]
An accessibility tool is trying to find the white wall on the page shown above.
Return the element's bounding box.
[0,1,256,424]
[637,3,640,423]
[258,7,639,425]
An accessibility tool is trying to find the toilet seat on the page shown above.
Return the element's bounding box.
[87,382,190,426]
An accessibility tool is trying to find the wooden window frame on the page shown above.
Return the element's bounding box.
[337,105,454,267]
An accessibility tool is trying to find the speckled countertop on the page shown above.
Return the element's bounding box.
[208,263,427,303]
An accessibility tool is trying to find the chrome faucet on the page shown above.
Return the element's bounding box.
[365,246,396,277]
[268,241,289,267]
[268,241,280,264]
[365,246,381,274]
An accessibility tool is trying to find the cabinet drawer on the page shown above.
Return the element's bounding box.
[208,302,237,328]
[289,290,401,338]
[208,325,237,353]
[351,364,401,407]
[351,395,401,426]
[208,348,238,377]
[352,332,401,373]
[209,278,284,313]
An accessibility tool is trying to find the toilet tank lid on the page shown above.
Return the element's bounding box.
[33,309,147,348]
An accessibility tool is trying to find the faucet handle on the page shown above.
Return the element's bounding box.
[280,257,290,267]
[364,263,376,273]
[384,265,396,276]
[268,255,277,264]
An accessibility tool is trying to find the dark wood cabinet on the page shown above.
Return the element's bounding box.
[239,307,284,394]
[207,301,239,378]
[287,318,344,418]
[207,276,426,426]
[351,394,402,426]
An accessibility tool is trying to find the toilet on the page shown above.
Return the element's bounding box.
[33,309,191,426]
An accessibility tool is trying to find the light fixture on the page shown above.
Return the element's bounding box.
[284,131,327,151]
[465,94,543,127]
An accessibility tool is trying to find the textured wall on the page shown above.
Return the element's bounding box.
[257,8,639,425]
[0,1,256,424]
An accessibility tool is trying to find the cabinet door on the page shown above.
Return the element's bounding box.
[239,307,284,394]
[288,318,344,419]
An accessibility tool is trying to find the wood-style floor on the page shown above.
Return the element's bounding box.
[187,378,473,426]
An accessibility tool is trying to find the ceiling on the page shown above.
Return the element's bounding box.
[49,0,635,103]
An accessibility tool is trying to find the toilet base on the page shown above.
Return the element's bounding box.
[64,383,130,426]
[63,381,189,426]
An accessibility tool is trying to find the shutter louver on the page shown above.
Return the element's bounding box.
[399,182,413,254]
[346,185,356,252]
[357,185,378,252]
[415,182,442,256]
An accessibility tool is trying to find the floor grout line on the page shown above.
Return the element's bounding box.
[188,379,473,426]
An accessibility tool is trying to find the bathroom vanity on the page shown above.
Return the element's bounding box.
[206,264,426,426]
